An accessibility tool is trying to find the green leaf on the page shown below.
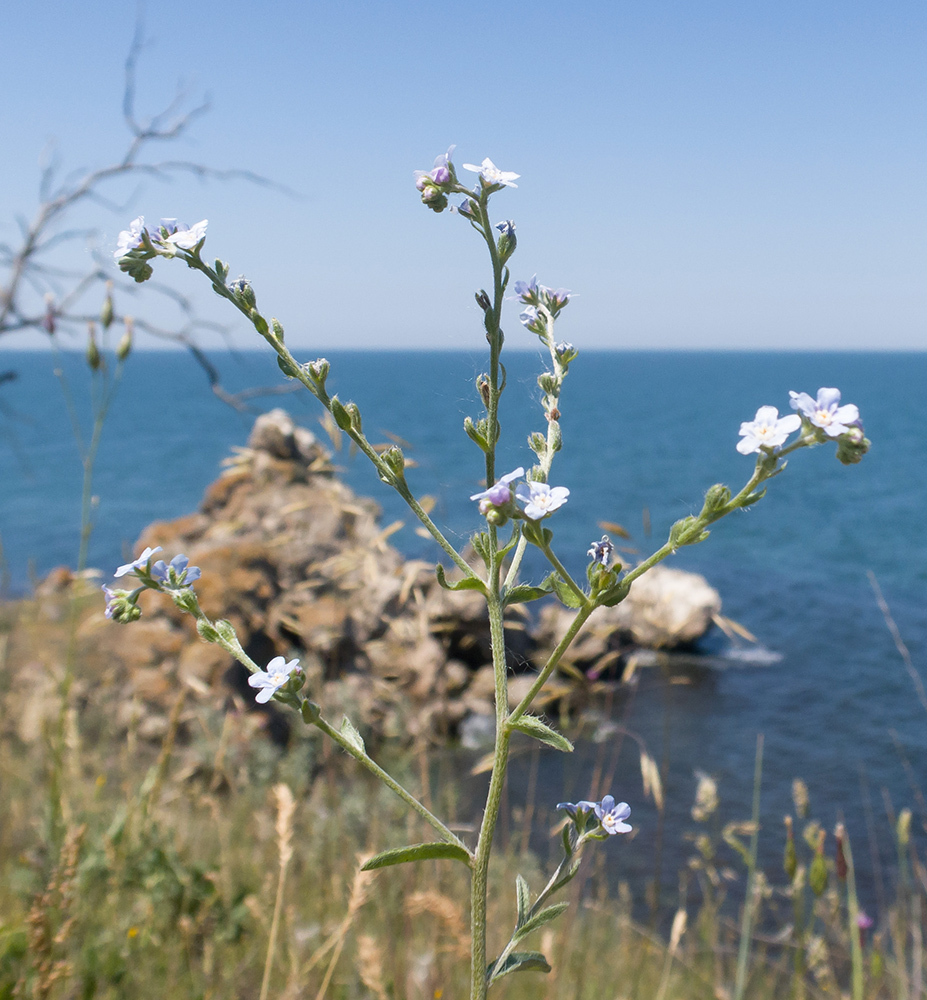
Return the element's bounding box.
[435,564,486,594]
[740,488,767,508]
[550,574,584,609]
[515,874,530,927]
[361,842,471,871]
[339,716,365,754]
[487,951,551,983]
[510,715,573,753]
[503,580,553,606]
[513,903,569,943]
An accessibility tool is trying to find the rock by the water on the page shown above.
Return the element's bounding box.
[13,410,724,745]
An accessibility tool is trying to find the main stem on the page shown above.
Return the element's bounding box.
[470,585,510,1000]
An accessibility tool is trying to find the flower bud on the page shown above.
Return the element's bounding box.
[214,259,230,282]
[701,484,731,517]
[215,619,239,645]
[307,358,330,384]
[271,318,284,343]
[474,291,491,312]
[538,372,558,395]
[197,619,220,643]
[230,276,257,309]
[528,431,546,456]
[330,397,352,431]
[835,428,871,465]
[100,282,115,330]
[86,324,102,371]
[485,506,509,527]
[344,402,362,433]
[381,445,406,478]
[116,317,133,361]
[495,220,516,262]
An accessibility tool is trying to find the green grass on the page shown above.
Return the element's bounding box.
[0,595,922,1000]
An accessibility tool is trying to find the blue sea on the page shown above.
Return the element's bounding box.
[2,348,925,905]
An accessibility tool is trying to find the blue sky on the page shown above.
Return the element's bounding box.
[2,0,925,350]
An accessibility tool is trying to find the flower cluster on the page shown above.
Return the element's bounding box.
[557,796,632,837]
[470,468,569,523]
[102,546,201,623]
[514,274,572,332]
[114,217,209,282]
[737,387,869,465]
[414,146,457,212]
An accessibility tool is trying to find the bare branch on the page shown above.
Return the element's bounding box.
[1,14,293,410]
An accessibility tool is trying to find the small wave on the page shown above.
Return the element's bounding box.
[720,646,783,665]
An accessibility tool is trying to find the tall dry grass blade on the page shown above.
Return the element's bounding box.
[313,854,374,1000]
[868,571,927,715]
[259,783,296,1000]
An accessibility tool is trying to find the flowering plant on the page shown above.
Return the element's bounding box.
[110,146,869,998]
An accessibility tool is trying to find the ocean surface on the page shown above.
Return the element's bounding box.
[2,348,925,907]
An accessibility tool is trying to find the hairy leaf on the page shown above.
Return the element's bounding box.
[361,842,471,871]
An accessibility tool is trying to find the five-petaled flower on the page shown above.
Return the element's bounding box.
[587,535,614,567]
[248,656,301,704]
[736,406,802,455]
[514,274,538,303]
[462,158,520,188]
[594,796,632,835]
[516,481,570,520]
[114,217,147,260]
[151,553,201,588]
[789,387,860,437]
[470,467,524,512]
[113,546,162,578]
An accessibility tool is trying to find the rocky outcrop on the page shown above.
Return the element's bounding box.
[15,410,723,746]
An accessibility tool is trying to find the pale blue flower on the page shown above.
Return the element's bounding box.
[514,274,538,302]
[495,220,516,237]
[519,305,541,331]
[248,656,301,704]
[594,796,632,835]
[114,216,146,260]
[462,158,520,188]
[736,406,801,455]
[470,467,524,507]
[160,219,208,250]
[557,799,598,819]
[587,535,613,566]
[113,546,162,578]
[151,553,201,588]
[789,387,860,437]
[102,585,119,619]
[516,481,570,520]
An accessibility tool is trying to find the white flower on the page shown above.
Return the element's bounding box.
[462,158,520,188]
[113,546,162,578]
[114,216,146,261]
[161,219,208,250]
[789,387,860,437]
[736,406,801,455]
[248,656,301,704]
[516,481,570,519]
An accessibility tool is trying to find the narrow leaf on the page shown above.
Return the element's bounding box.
[435,564,486,593]
[487,951,551,983]
[504,581,553,606]
[510,715,573,753]
[515,874,530,927]
[361,842,472,871]
[513,903,569,942]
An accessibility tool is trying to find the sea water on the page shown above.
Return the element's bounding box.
[2,348,925,904]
